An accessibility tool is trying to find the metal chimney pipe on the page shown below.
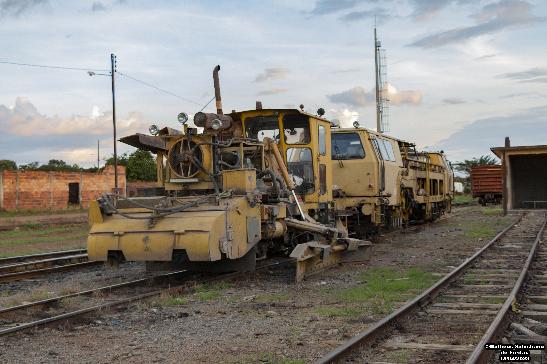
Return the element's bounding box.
[213,65,223,115]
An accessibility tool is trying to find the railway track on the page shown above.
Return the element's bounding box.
[0,249,101,283]
[0,258,293,337]
[317,212,547,364]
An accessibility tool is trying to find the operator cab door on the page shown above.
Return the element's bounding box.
[315,121,332,203]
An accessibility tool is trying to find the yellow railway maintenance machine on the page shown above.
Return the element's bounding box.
[88,66,371,282]
[331,126,453,237]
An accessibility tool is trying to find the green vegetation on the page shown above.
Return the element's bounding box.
[453,194,473,205]
[0,224,87,257]
[106,149,157,181]
[0,208,85,218]
[482,207,502,216]
[315,267,437,318]
[194,281,232,301]
[463,218,509,239]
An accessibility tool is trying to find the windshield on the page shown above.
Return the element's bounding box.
[331,133,365,160]
[244,115,280,142]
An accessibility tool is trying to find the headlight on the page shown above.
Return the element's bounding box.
[177,112,188,124]
[149,124,159,135]
[211,119,222,130]
[353,121,360,128]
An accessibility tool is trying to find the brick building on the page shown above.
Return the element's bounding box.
[0,165,125,211]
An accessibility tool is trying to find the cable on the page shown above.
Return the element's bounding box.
[117,71,202,106]
[0,60,108,72]
[199,96,216,112]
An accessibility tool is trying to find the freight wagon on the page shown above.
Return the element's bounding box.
[470,165,502,205]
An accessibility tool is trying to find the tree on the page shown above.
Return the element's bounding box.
[453,155,498,177]
[18,162,40,171]
[37,159,81,172]
[106,150,156,181]
[0,160,17,171]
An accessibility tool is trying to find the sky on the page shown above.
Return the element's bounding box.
[1,0,546,167]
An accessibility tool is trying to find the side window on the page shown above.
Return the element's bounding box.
[283,114,310,144]
[318,125,326,155]
[382,139,396,161]
[286,148,314,194]
[331,133,365,160]
[370,136,383,161]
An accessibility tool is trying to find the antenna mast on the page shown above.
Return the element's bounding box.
[374,26,389,133]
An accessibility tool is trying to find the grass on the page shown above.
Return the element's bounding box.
[453,194,473,205]
[315,267,437,318]
[194,281,232,301]
[459,217,510,239]
[0,208,86,218]
[0,223,87,258]
[482,207,502,216]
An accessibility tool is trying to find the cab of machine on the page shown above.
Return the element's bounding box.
[331,127,403,204]
[240,109,333,205]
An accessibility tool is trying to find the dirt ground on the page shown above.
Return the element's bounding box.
[0,204,513,364]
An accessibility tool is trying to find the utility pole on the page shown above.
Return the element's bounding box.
[110,53,118,193]
[97,140,100,170]
[374,27,382,134]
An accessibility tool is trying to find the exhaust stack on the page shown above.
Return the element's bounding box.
[213,65,223,115]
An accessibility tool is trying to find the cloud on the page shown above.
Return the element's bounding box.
[499,92,547,99]
[326,108,359,128]
[91,2,106,12]
[254,67,289,82]
[409,0,544,48]
[309,0,359,15]
[0,97,148,137]
[409,0,473,20]
[257,88,288,96]
[475,53,497,60]
[0,0,47,17]
[498,67,547,83]
[331,68,361,74]
[443,98,466,104]
[436,105,547,161]
[339,8,386,22]
[327,85,422,107]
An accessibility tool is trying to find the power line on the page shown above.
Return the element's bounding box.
[0,60,109,72]
[199,96,216,112]
[117,71,202,106]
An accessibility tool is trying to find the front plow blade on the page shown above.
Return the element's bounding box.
[290,239,372,282]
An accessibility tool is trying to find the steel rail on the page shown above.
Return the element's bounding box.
[0,270,190,315]
[0,261,101,283]
[466,214,547,364]
[0,249,86,266]
[0,258,294,336]
[0,254,88,274]
[316,214,525,364]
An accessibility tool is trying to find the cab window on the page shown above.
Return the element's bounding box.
[244,115,280,142]
[318,125,326,155]
[382,139,396,161]
[286,148,314,194]
[283,114,310,144]
[331,133,365,160]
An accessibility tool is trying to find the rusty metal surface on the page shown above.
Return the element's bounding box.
[0,258,293,337]
[471,165,503,196]
[0,261,101,283]
[0,253,88,274]
[119,133,167,152]
[0,249,86,267]
[315,214,524,364]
